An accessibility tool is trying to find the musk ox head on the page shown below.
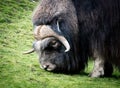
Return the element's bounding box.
[24,0,86,73]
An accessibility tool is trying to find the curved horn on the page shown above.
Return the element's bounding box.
[56,36,70,52]
[56,21,70,52]
[23,48,35,54]
[34,25,70,52]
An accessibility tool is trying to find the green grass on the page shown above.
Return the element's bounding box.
[0,0,120,88]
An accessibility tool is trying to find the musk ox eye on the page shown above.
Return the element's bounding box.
[50,40,61,49]
[45,40,61,51]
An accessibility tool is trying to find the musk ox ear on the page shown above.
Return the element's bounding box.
[34,25,70,52]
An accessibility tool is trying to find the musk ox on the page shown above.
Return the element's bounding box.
[24,0,120,77]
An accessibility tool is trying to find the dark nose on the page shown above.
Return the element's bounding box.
[43,64,49,70]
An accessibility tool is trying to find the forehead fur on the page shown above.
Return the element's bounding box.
[32,0,77,25]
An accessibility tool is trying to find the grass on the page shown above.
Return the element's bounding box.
[0,0,120,88]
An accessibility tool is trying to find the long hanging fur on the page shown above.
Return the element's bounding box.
[32,0,120,75]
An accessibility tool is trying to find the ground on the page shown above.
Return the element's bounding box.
[0,0,120,88]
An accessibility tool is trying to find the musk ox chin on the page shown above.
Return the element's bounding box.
[24,0,120,77]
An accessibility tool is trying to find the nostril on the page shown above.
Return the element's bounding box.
[43,65,49,70]
[41,63,56,71]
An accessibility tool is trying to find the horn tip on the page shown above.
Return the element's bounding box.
[64,48,70,52]
[22,49,35,54]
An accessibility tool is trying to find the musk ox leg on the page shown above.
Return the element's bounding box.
[89,58,113,77]
[104,61,113,77]
[89,57,105,77]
